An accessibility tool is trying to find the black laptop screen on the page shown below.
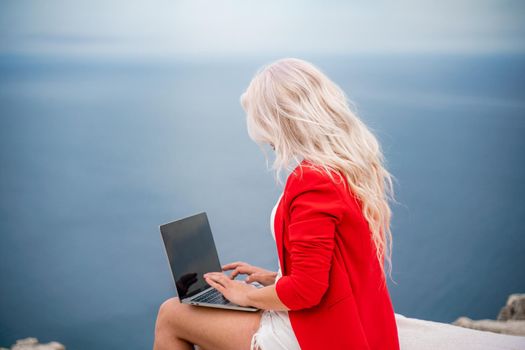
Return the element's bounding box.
[160,212,221,300]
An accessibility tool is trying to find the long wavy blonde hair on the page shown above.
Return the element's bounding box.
[240,57,398,282]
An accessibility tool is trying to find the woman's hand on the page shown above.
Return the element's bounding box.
[221,261,278,287]
[203,272,257,307]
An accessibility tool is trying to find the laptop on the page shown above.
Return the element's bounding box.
[160,211,262,312]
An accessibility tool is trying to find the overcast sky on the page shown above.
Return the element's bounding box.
[1,0,524,58]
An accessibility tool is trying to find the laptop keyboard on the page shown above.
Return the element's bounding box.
[192,288,231,305]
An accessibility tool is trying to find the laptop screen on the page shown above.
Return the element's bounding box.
[160,212,222,300]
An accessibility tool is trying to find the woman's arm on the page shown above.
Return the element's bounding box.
[246,283,291,311]
[203,272,290,310]
[271,166,345,311]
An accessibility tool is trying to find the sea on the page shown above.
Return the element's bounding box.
[1,52,524,349]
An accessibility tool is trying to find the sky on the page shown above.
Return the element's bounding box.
[0,0,524,59]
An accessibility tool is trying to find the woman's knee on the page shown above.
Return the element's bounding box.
[157,297,188,329]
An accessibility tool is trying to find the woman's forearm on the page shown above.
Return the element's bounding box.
[246,283,290,311]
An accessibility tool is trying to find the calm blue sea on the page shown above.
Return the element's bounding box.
[1,53,524,349]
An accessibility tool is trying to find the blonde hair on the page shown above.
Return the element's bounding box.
[240,57,398,283]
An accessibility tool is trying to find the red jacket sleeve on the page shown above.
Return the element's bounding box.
[275,166,345,311]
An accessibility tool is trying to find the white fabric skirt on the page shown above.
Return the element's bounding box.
[250,309,301,350]
[249,312,525,350]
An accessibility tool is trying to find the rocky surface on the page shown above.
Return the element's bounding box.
[0,337,65,350]
[497,293,525,321]
[453,293,525,336]
[453,317,525,336]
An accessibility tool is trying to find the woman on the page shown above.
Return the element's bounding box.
[153,57,400,350]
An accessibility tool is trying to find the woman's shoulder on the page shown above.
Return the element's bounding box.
[282,160,349,209]
[286,159,346,190]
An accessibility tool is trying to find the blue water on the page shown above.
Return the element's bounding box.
[1,53,524,349]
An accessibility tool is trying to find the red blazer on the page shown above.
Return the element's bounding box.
[274,159,400,350]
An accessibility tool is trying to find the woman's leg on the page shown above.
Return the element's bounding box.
[153,297,264,350]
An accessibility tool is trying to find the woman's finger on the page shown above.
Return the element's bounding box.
[205,277,226,293]
[215,273,232,287]
[230,268,240,279]
[204,271,226,279]
[221,262,240,270]
[230,266,251,279]
[245,272,261,283]
[205,272,231,288]
[204,273,228,286]
[205,271,226,278]
[222,261,245,271]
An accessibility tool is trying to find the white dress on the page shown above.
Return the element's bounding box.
[250,192,302,350]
